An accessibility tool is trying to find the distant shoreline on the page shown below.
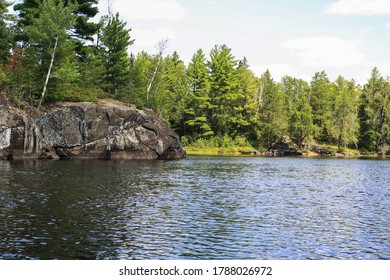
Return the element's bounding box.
[185,147,389,159]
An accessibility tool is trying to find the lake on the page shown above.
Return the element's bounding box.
[0,156,389,260]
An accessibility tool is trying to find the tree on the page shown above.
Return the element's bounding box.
[14,0,99,41]
[160,51,190,134]
[69,0,99,41]
[99,12,133,96]
[23,0,78,106]
[281,76,313,148]
[128,51,153,107]
[329,76,360,150]
[208,44,239,136]
[258,70,287,149]
[144,38,168,109]
[0,0,12,64]
[358,68,390,155]
[235,62,259,140]
[310,71,332,142]
[185,49,213,137]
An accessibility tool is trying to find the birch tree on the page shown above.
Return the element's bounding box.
[24,0,77,106]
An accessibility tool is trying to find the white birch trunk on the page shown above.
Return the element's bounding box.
[39,36,58,107]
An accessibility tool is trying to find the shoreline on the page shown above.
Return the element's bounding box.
[185,147,388,159]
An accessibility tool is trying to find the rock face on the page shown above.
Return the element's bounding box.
[0,100,186,160]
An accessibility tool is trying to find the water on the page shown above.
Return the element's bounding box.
[0,156,389,260]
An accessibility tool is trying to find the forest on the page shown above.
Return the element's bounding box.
[1,0,390,155]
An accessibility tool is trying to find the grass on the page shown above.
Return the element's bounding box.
[182,135,257,156]
[183,136,388,158]
[185,146,256,156]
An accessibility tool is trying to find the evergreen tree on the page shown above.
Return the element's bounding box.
[23,0,78,105]
[14,0,99,41]
[99,12,134,96]
[282,76,312,148]
[161,51,190,134]
[208,44,239,136]
[0,0,12,64]
[235,62,259,140]
[358,68,390,155]
[185,49,213,137]
[69,0,99,41]
[258,70,287,149]
[329,76,360,149]
[128,51,153,107]
[310,71,332,142]
[65,44,103,101]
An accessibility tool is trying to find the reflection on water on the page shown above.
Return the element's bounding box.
[0,157,389,260]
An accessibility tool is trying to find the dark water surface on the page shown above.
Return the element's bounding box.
[0,156,389,260]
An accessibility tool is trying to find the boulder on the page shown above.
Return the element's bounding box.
[0,100,186,160]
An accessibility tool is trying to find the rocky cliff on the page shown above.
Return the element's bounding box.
[0,100,186,160]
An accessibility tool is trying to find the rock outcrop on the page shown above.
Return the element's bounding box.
[0,100,186,160]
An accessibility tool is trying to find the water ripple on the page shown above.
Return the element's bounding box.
[0,157,389,259]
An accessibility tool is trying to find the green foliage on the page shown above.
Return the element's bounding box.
[329,76,360,149]
[185,49,212,137]
[234,64,260,139]
[258,70,287,148]
[160,52,190,133]
[282,75,313,148]
[71,0,99,41]
[358,68,390,155]
[14,0,99,41]
[75,45,105,98]
[24,0,78,105]
[208,44,239,136]
[310,71,332,141]
[184,135,256,155]
[127,52,152,107]
[2,3,390,156]
[0,0,12,64]
[99,13,134,96]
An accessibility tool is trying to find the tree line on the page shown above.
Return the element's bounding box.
[1,0,389,155]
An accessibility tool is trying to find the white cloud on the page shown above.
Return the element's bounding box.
[131,28,178,53]
[252,63,311,82]
[358,27,372,37]
[282,36,366,68]
[110,0,187,21]
[324,0,390,16]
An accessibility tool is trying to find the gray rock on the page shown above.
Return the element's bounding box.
[0,100,186,160]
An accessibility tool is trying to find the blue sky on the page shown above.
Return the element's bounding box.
[94,0,390,84]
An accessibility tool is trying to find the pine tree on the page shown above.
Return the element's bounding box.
[99,12,134,96]
[70,0,99,41]
[329,76,360,150]
[14,0,99,41]
[235,62,259,140]
[23,0,78,105]
[161,51,190,134]
[310,71,332,142]
[358,68,390,155]
[258,70,287,149]
[0,0,12,64]
[208,44,239,136]
[282,75,313,148]
[185,49,213,137]
[128,51,153,108]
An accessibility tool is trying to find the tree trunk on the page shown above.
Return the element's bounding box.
[146,58,160,102]
[39,36,58,107]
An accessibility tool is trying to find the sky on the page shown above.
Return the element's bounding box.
[96,0,390,84]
